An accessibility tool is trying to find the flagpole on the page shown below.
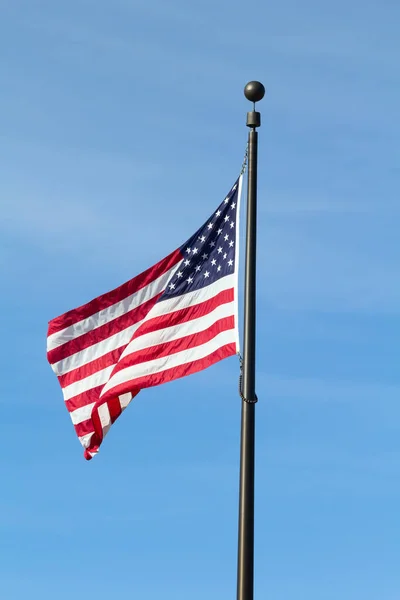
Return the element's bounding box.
[237,81,265,600]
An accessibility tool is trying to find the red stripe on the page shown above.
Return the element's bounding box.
[66,317,231,436]
[48,292,162,366]
[84,447,97,460]
[58,290,236,457]
[83,343,236,457]
[85,390,140,457]
[88,407,103,457]
[136,288,234,338]
[100,343,236,400]
[58,347,125,389]
[112,316,234,375]
[107,397,122,424]
[59,289,234,394]
[48,249,182,335]
[65,386,103,414]
[74,418,95,438]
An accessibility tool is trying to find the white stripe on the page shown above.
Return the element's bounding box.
[63,283,235,401]
[47,261,182,352]
[234,175,242,353]
[51,259,225,377]
[101,328,236,396]
[148,273,235,320]
[78,432,94,448]
[53,270,231,378]
[98,403,111,436]
[119,393,132,409]
[52,320,143,376]
[70,402,95,425]
[62,365,114,401]
[121,300,235,358]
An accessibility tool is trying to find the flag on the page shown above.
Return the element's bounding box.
[47,177,242,459]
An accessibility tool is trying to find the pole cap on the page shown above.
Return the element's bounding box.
[244,81,265,103]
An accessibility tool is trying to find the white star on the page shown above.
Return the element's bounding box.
[232,184,237,190]
[195,265,201,272]
[229,240,234,248]
[224,234,229,241]
[231,202,236,209]
[217,246,223,254]
[228,259,233,267]
[230,221,235,229]
[204,271,210,278]
[169,282,176,290]
[186,247,191,254]
[184,259,190,266]
[224,197,229,204]
[209,241,216,248]
[207,223,213,230]
[199,235,206,242]
[187,276,193,284]
[177,271,183,278]
[217,228,223,235]
[217,265,221,272]
[211,258,217,266]
[192,247,198,254]
[202,253,208,260]
[216,209,221,217]
[224,215,230,222]
[223,252,227,259]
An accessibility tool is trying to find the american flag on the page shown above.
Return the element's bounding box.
[47,177,242,459]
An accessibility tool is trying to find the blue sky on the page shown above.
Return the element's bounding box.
[1,0,400,598]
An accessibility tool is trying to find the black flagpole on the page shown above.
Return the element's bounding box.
[237,81,265,600]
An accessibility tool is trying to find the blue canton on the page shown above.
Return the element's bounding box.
[161,179,240,300]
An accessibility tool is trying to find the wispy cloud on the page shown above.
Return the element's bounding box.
[4,171,400,314]
[258,372,400,408]
[256,215,400,313]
